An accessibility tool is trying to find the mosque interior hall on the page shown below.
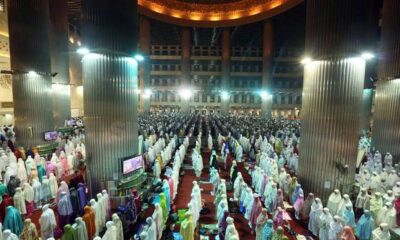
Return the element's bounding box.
[1,0,400,239]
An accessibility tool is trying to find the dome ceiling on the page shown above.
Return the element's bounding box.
[138,0,303,27]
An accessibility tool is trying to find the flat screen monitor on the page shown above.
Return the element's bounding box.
[122,155,144,175]
[44,131,58,141]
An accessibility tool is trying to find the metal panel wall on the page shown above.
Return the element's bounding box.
[298,58,365,202]
[377,0,400,80]
[305,0,368,58]
[83,54,139,194]
[372,80,400,161]
[139,16,151,114]
[372,0,400,162]
[8,0,54,147]
[360,89,373,133]
[12,74,54,147]
[49,0,71,127]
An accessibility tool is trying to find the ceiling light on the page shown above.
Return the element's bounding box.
[361,52,374,60]
[300,57,312,65]
[77,47,90,55]
[134,54,145,62]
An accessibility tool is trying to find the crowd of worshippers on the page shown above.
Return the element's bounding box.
[0,128,127,240]
[134,115,198,239]
[204,114,394,240]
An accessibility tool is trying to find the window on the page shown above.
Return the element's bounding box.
[202,94,207,103]
[273,95,277,104]
[218,96,221,103]
[288,95,293,104]
[296,95,302,104]
[250,95,254,104]
[281,95,286,104]
[210,94,215,103]
[241,95,246,104]
[234,95,239,103]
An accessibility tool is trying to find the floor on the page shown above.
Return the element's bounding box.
[171,145,315,240]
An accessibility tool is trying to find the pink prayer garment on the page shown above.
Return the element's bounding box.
[168,177,174,201]
[250,194,262,231]
[46,162,56,177]
[293,194,305,219]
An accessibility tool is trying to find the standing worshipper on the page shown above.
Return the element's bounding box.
[58,191,73,228]
[3,206,23,235]
[250,194,262,232]
[218,211,229,240]
[19,218,38,240]
[271,226,284,240]
[102,221,117,240]
[39,204,57,239]
[341,226,356,240]
[112,214,124,240]
[356,210,375,240]
[255,209,268,240]
[225,217,239,240]
[180,211,194,240]
[75,217,88,240]
[262,219,274,240]
[319,208,333,240]
[328,215,344,240]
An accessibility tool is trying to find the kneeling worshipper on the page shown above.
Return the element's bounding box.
[19,218,38,240]
[255,208,268,240]
[262,219,274,240]
[3,229,19,240]
[39,204,57,239]
[225,217,239,240]
[372,223,390,240]
[319,208,333,240]
[180,211,194,240]
[3,206,23,235]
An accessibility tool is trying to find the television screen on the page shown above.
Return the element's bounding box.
[44,131,58,141]
[122,155,144,175]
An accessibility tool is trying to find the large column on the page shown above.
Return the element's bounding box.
[139,16,151,114]
[372,0,400,161]
[8,0,54,148]
[360,89,373,133]
[180,27,191,113]
[298,0,368,201]
[261,20,273,118]
[221,28,231,114]
[49,0,71,128]
[82,0,138,194]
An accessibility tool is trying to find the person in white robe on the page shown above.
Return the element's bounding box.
[244,188,255,220]
[328,215,344,240]
[112,213,124,240]
[96,193,107,228]
[153,203,164,239]
[372,223,390,240]
[192,148,203,178]
[337,194,353,217]
[24,156,35,178]
[102,190,111,219]
[216,195,228,224]
[90,199,101,236]
[208,134,213,151]
[39,204,57,239]
[370,172,381,193]
[355,188,369,211]
[377,202,396,228]
[233,174,243,200]
[319,208,333,240]
[327,189,342,216]
[2,229,18,240]
[225,217,239,240]
[17,159,28,185]
[145,217,157,240]
[102,221,117,240]
[13,187,26,215]
[308,198,323,236]
[48,173,58,198]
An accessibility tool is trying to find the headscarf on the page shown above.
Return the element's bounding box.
[19,219,38,240]
[3,206,23,235]
[355,210,375,240]
[341,226,356,240]
[262,219,274,240]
